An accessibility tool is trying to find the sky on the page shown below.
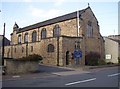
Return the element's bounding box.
[0,0,119,40]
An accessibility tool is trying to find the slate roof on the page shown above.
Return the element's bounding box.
[17,7,90,33]
[0,35,10,46]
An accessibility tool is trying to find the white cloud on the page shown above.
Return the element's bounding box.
[30,6,63,20]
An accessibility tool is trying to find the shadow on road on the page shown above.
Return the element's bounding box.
[38,64,74,73]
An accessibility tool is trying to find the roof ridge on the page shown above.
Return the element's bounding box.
[17,7,90,33]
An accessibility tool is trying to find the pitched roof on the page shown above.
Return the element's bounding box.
[17,7,90,33]
[0,35,10,46]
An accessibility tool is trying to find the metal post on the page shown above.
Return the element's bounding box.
[77,11,80,37]
[26,42,28,57]
[2,23,5,66]
[57,36,59,66]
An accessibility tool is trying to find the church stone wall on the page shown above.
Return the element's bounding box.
[4,7,105,66]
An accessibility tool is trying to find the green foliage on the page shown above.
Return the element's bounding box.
[85,52,100,66]
[98,59,106,65]
[14,54,43,62]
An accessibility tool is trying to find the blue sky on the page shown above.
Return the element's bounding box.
[0,0,119,40]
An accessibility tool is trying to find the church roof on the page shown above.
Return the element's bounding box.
[17,7,90,33]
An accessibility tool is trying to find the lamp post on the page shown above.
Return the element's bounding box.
[56,27,60,66]
[26,42,28,57]
[2,23,5,66]
[57,36,59,66]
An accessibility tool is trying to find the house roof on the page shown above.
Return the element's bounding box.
[0,35,10,46]
[17,7,90,33]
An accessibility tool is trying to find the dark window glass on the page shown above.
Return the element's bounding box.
[86,21,93,37]
[7,48,10,57]
[31,46,33,52]
[14,48,16,53]
[32,31,37,42]
[75,41,80,50]
[41,28,47,39]
[18,34,22,44]
[22,47,24,53]
[47,44,54,52]
[53,24,61,37]
[24,33,28,43]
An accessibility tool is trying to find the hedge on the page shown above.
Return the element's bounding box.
[13,54,43,62]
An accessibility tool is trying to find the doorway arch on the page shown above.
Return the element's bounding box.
[66,51,69,65]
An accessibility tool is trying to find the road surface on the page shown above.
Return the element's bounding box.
[2,66,120,88]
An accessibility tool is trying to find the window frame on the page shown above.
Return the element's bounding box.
[22,47,24,53]
[86,21,93,37]
[41,28,47,39]
[32,31,37,42]
[18,34,22,44]
[24,32,28,43]
[47,44,54,53]
[31,46,33,52]
[14,48,16,53]
[53,24,61,37]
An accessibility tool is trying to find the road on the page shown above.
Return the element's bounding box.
[2,66,120,87]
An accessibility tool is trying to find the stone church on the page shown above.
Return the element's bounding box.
[4,6,105,66]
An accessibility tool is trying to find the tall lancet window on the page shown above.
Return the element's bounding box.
[86,21,93,37]
[32,31,37,42]
[41,28,47,39]
[24,32,28,43]
[18,34,22,44]
[53,24,61,37]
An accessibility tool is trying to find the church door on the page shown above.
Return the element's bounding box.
[66,51,69,65]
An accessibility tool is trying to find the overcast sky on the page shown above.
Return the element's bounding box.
[0,0,119,40]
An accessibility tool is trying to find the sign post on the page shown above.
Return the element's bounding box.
[74,49,82,65]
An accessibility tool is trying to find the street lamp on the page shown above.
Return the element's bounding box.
[57,36,59,66]
[26,42,28,57]
[56,27,60,66]
[2,23,6,75]
[2,23,5,66]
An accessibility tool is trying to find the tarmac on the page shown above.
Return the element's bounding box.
[2,65,89,81]
[2,64,119,81]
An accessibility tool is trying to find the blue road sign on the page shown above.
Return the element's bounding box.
[74,50,82,59]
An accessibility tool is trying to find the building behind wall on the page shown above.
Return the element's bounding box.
[104,35,120,63]
[4,6,105,66]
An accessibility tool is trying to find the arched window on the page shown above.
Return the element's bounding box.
[14,48,16,53]
[47,44,54,52]
[22,47,24,53]
[41,28,47,39]
[32,31,37,42]
[53,24,61,37]
[7,48,10,57]
[86,21,93,37]
[24,32,28,43]
[18,34,22,44]
[31,46,33,52]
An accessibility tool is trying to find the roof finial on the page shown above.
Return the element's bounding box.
[88,3,90,7]
[13,22,19,30]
